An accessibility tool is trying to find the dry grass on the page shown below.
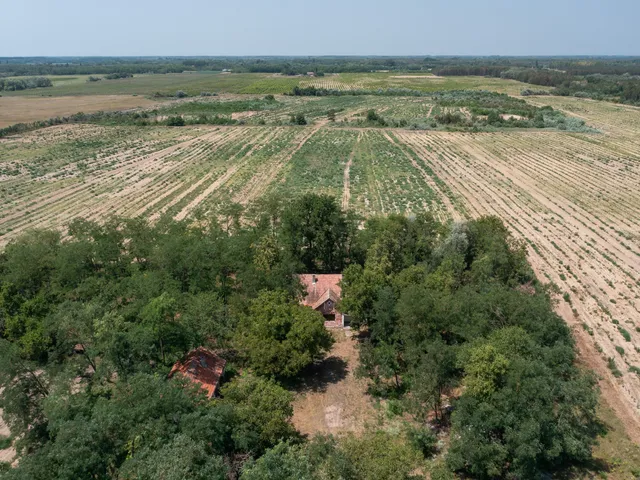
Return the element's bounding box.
[0,95,159,127]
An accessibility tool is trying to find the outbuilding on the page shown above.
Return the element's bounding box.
[169,347,226,398]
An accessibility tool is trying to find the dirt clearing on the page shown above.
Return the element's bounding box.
[291,330,379,436]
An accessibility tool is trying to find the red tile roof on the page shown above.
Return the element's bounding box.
[169,347,226,398]
[298,274,342,310]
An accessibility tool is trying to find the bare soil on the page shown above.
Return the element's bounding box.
[291,330,379,436]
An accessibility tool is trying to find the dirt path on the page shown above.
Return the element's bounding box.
[0,403,15,465]
[342,133,362,210]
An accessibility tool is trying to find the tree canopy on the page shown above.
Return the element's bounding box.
[0,195,601,478]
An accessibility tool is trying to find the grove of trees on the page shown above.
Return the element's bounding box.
[0,194,602,479]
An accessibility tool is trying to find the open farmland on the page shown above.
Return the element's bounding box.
[0,71,541,98]
[0,95,160,128]
[1,93,640,445]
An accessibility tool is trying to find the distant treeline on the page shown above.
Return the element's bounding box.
[3,56,640,78]
[0,76,52,91]
[434,65,640,105]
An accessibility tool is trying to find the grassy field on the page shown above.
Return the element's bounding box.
[1,84,640,475]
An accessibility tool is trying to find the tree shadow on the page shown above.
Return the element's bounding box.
[284,356,348,394]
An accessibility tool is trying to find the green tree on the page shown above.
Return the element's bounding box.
[118,435,228,480]
[221,374,296,452]
[139,293,186,364]
[462,344,509,397]
[280,193,353,272]
[235,290,333,378]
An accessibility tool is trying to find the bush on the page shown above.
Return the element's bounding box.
[0,76,52,91]
[104,72,133,80]
[166,116,185,127]
[200,91,216,97]
[175,90,188,98]
[435,112,466,125]
[264,94,275,101]
[290,113,307,125]
[87,76,102,82]
[406,426,437,457]
[618,327,632,341]
[607,357,623,377]
[521,89,550,96]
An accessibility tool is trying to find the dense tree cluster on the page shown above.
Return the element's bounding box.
[0,77,52,91]
[0,195,601,478]
[340,215,602,478]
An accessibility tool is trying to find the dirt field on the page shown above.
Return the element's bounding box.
[0,95,159,127]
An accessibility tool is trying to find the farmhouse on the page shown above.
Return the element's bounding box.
[169,347,226,398]
[298,274,349,327]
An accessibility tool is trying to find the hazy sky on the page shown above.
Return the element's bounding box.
[2,0,638,56]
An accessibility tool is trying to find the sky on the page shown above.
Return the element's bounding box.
[1,0,639,57]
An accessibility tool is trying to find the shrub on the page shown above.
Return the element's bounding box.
[87,76,102,82]
[521,89,550,96]
[104,72,133,80]
[200,91,216,97]
[264,94,275,101]
[618,327,631,341]
[607,357,623,377]
[291,113,307,125]
[406,425,437,457]
[615,346,625,356]
[166,116,185,127]
[435,112,466,125]
[175,90,188,98]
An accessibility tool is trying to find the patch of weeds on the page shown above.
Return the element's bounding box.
[607,357,623,377]
[581,323,594,336]
[618,327,631,342]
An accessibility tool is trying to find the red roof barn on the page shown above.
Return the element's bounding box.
[169,347,226,398]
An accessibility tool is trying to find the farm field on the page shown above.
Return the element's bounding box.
[1,93,640,447]
[0,95,160,128]
[1,71,540,98]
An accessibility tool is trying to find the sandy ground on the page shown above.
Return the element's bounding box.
[0,95,158,127]
[291,329,379,436]
[0,404,16,465]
